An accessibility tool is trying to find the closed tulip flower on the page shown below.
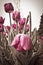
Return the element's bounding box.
[0,16,5,24]
[5,26,10,32]
[11,34,32,51]
[4,3,14,13]
[19,18,27,25]
[18,18,27,30]
[12,11,20,22]
[18,23,24,30]
[11,24,16,29]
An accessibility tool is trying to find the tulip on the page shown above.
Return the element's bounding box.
[0,16,5,24]
[19,18,27,25]
[18,23,24,30]
[11,24,16,29]
[4,3,14,13]
[5,26,10,32]
[12,11,20,22]
[11,34,32,51]
[4,3,14,25]
[0,24,4,32]
[12,11,20,33]
[18,18,27,31]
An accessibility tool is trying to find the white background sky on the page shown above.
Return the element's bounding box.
[0,0,43,31]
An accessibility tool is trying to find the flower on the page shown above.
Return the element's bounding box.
[25,24,30,32]
[12,11,20,22]
[11,34,32,51]
[5,26,10,32]
[11,24,16,29]
[4,3,14,13]
[18,18,27,30]
[19,18,27,25]
[18,23,24,30]
[0,24,4,32]
[0,16,5,24]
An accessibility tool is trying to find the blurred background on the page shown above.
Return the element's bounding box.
[0,0,43,31]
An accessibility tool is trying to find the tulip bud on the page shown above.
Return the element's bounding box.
[5,26,10,32]
[11,24,16,29]
[0,16,5,24]
[12,11,20,22]
[4,3,14,13]
[19,18,27,25]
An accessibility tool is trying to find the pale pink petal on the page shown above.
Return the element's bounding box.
[11,34,21,48]
[20,34,32,50]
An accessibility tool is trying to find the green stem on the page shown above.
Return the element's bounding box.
[9,13,12,26]
[16,22,18,34]
[0,32,1,42]
[29,12,31,37]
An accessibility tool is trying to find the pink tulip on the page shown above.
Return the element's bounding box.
[19,18,27,25]
[0,24,4,32]
[12,11,20,22]
[11,34,32,51]
[4,3,14,13]
[18,23,24,30]
[18,18,27,30]
[0,16,5,24]
[20,34,32,50]
[5,26,10,32]
[25,24,30,32]
[11,24,16,29]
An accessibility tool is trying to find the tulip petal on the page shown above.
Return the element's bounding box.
[20,34,31,50]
